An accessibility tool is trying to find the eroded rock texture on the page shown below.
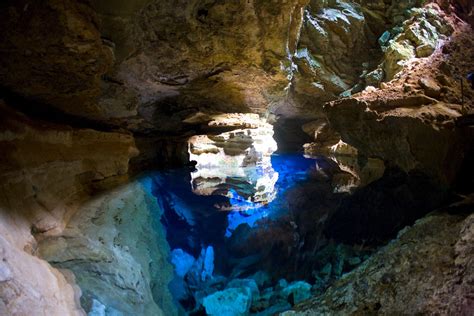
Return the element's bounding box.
[326,21,474,186]
[0,1,113,118]
[0,0,473,315]
[0,101,137,242]
[0,0,311,133]
[0,239,83,316]
[288,210,474,315]
[38,179,176,315]
[0,99,138,315]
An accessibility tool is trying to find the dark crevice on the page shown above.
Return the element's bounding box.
[0,86,120,133]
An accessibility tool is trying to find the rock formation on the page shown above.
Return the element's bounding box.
[0,0,472,315]
[188,113,278,208]
[288,208,474,315]
[38,179,176,315]
[326,19,474,186]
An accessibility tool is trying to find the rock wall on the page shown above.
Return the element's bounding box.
[0,0,311,133]
[289,209,474,315]
[325,19,474,186]
[0,0,113,118]
[0,100,137,242]
[38,179,176,315]
[0,100,138,315]
[0,237,84,316]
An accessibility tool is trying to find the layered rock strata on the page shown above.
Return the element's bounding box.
[188,113,278,209]
[38,179,176,315]
[0,100,138,315]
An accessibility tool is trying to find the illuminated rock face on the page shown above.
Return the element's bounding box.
[188,114,278,210]
[38,178,176,315]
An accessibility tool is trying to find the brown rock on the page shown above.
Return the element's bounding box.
[326,98,465,186]
[419,77,442,98]
[0,99,138,315]
[291,211,474,315]
[0,99,137,244]
[0,0,113,118]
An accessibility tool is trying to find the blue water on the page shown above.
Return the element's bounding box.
[147,153,376,313]
[150,154,323,257]
[225,154,331,236]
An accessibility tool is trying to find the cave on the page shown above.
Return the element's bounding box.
[0,0,473,315]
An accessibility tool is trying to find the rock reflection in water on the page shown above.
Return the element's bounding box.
[155,150,379,314]
[188,113,278,210]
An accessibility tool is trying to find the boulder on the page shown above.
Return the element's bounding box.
[419,77,441,98]
[203,287,252,316]
[227,279,260,303]
[282,281,312,305]
[171,249,195,278]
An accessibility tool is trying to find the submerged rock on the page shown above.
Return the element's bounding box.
[88,299,106,316]
[171,249,195,278]
[282,281,312,305]
[227,279,260,304]
[203,287,252,316]
[187,246,215,284]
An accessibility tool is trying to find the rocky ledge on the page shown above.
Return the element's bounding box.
[325,20,474,187]
[288,203,474,315]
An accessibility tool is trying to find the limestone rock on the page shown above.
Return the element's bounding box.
[325,19,474,186]
[327,98,464,185]
[0,0,113,118]
[227,279,260,304]
[419,77,441,98]
[171,249,196,278]
[0,98,139,315]
[203,287,252,316]
[383,40,416,80]
[0,236,84,316]
[379,4,454,81]
[0,101,138,244]
[188,114,278,209]
[416,43,435,57]
[294,1,378,106]
[289,211,474,315]
[38,179,176,315]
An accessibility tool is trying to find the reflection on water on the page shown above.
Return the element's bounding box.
[151,151,374,314]
[188,114,278,209]
[151,114,383,314]
[225,154,324,237]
